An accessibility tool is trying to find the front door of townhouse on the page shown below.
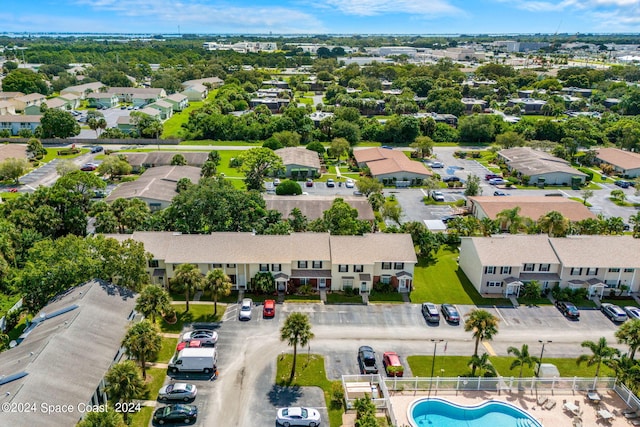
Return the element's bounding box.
[398,279,407,291]
[319,278,326,289]
[360,281,367,292]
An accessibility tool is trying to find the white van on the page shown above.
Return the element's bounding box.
[168,347,217,374]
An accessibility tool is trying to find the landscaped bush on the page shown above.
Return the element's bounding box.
[373,281,394,293]
[330,382,345,409]
[57,148,81,155]
[229,157,243,168]
[578,167,594,181]
[275,179,302,195]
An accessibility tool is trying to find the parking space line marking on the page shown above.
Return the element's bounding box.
[482,341,497,356]
[494,306,509,326]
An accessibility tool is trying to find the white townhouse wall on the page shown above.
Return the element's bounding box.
[104,232,417,293]
[459,235,640,296]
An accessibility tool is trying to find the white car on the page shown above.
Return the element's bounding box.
[182,329,218,346]
[158,383,198,402]
[345,178,355,188]
[276,407,321,427]
[430,190,445,202]
[239,298,253,321]
[624,306,640,320]
[489,178,508,185]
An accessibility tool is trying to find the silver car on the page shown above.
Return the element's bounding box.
[624,306,640,320]
[239,298,253,321]
[182,329,218,346]
[158,383,198,402]
[601,303,628,323]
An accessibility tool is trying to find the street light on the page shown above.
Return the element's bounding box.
[537,340,552,377]
[429,339,444,396]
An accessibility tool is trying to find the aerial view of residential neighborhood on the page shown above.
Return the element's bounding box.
[2,1,640,427]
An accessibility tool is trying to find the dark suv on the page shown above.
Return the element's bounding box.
[441,304,460,324]
[357,346,378,374]
[555,301,580,320]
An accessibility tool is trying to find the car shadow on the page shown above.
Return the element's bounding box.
[267,384,303,407]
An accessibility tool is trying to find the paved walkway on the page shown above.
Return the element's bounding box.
[401,292,410,303]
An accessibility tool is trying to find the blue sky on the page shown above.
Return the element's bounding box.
[3,0,640,35]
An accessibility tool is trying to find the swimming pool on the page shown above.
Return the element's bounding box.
[408,397,543,427]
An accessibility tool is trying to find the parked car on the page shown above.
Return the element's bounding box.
[430,190,445,202]
[430,161,445,168]
[263,299,276,318]
[153,404,197,424]
[345,178,355,188]
[80,163,98,171]
[182,329,218,346]
[441,304,460,323]
[555,301,580,320]
[485,173,501,181]
[305,178,313,187]
[382,351,404,377]
[440,215,459,224]
[493,191,508,196]
[601,303,629,323]
[357,345,378,374]
[353,190,363,196]
[624,306,640,320]
[615,180,631,188]
[90,145,104,153]
[381,145,393,150]
[326,178,335,188]
[239,298,253,321]
[158,383,198,402]
[276,407,321,427]
[421,302,440,324]
[442,176,460,183]
[489,178,508,185]
[176,339,202,351]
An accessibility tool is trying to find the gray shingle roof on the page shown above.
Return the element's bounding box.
[106,165,201,203]
[264,195,375,221]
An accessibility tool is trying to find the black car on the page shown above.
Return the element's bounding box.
[421,302,440,324]
[441,304,460,324]
[153,404,197,425]
[614,180,631,188]
[555,301,580,320]
[442,176,460,183]
[357,345,378,374]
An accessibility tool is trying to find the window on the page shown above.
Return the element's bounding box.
[484,266,496,274]
[227,264,236,268]
[354,265,364,273]
[312,261,322,269]
[382,262,391,270]
[212,263,222,269]
[624,268,634,273]
[149,203,162,212]
[500,266,512,274]
[570,267,582,276]
[586,267,598,276]
[539,264,550,272]
[342,278,353,289]
[148,260,159,268]
[299,278,309,285]
[338,265,348,273]
[381,275,391,284]
[523,263,534,272]
[259,264,269,272]
[394,262,404,270]
[486,281,502,287]
[298,261,308,269]
[608,268,620,273]
[271,264,281,272]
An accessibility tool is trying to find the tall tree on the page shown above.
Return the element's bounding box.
[172,263,203,312]
[615,319,640,359]
[280,312,314,382]
[239,147,284,191]
[464,309,499,376]
[38,109,80,138]
[464,174,482,197]
[507,344,539,380]
[630,212,640,238]
[204,268,232,316]
[356,177,383,197]
[329,137,350,163]
[0,158,29,184]
[135,285,171,324]
[538,210,569,237]
[496,207,525,234]
[103,361,145,422]
[409,136,434,158]
[576,337,620,378]
[468,353,497,377]
[122,320,161,380]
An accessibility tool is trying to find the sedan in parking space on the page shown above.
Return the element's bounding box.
[305,178,314,187]
[382,351,404,377]
[555,301,580,320]
[326,178,335,187]
[345,178,355,188]
[90,145,104,153]
[80,163,99,171]
[493,191,508,196]
[276,407,321,427]
[421,302,440,324]
[441,304,460,324]
[442,175,460,183]
[158,383,198,402]
[485,173,501,181]
[624,306,640,320]
[239,298,253,321]
[182,329,218,346]
[357,345,379,374]
[430,161,445,168]
[614,180,631,188]
[488,177,508,185]
[153,404,197,424]
[601,303,629,323]
[430,190,445,202]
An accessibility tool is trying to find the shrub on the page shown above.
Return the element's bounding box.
[275,179,302,195]
[578,167,594,182]
[229,157,243,168]
[330,382,345,408]
[373,281,394,293]
[297,284,314,296]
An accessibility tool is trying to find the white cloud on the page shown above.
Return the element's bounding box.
[496,0,640,12]
[318,0,463,17]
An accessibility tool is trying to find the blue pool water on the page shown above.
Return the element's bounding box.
[409,398,543,427]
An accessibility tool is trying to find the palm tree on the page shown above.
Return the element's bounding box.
[615,319,640,359]
[576,337,620,378]
[464,309,499,376]
[204,268,232,316]
[103,360,146,422]
[479,217,497,236]
[507,344,539,380]
[78,407,126,427]
[280,312,314,382]
[122,320,161,380]
[468,353,496,377]
[172,263,203,312]
[605,353,640,390]
[629,212,640,238]
[538,210,569,237]
[135,285,171,324]
[496,207,525,234]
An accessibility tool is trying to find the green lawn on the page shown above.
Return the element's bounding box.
[161,101,203,139]
[489,356,536,378]
[143,367,168,399]
[411,249,512,307]
[407,355,473,377]
[127,406,154,427]
[568,197,592,207]
[276,354,343,427]
[600,297,639,308]
[326,292,363,304]
[160,304,225,333]
[179,139,262,146]
[154,337,178,363]
[368,291,405,303]
[544,358,615,377]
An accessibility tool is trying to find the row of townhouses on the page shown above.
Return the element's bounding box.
[107,232,418,293]
[459,235,640,297]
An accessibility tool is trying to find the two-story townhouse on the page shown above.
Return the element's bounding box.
[0,115,42,135]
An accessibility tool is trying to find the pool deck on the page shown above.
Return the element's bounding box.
[390,388,634,427]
